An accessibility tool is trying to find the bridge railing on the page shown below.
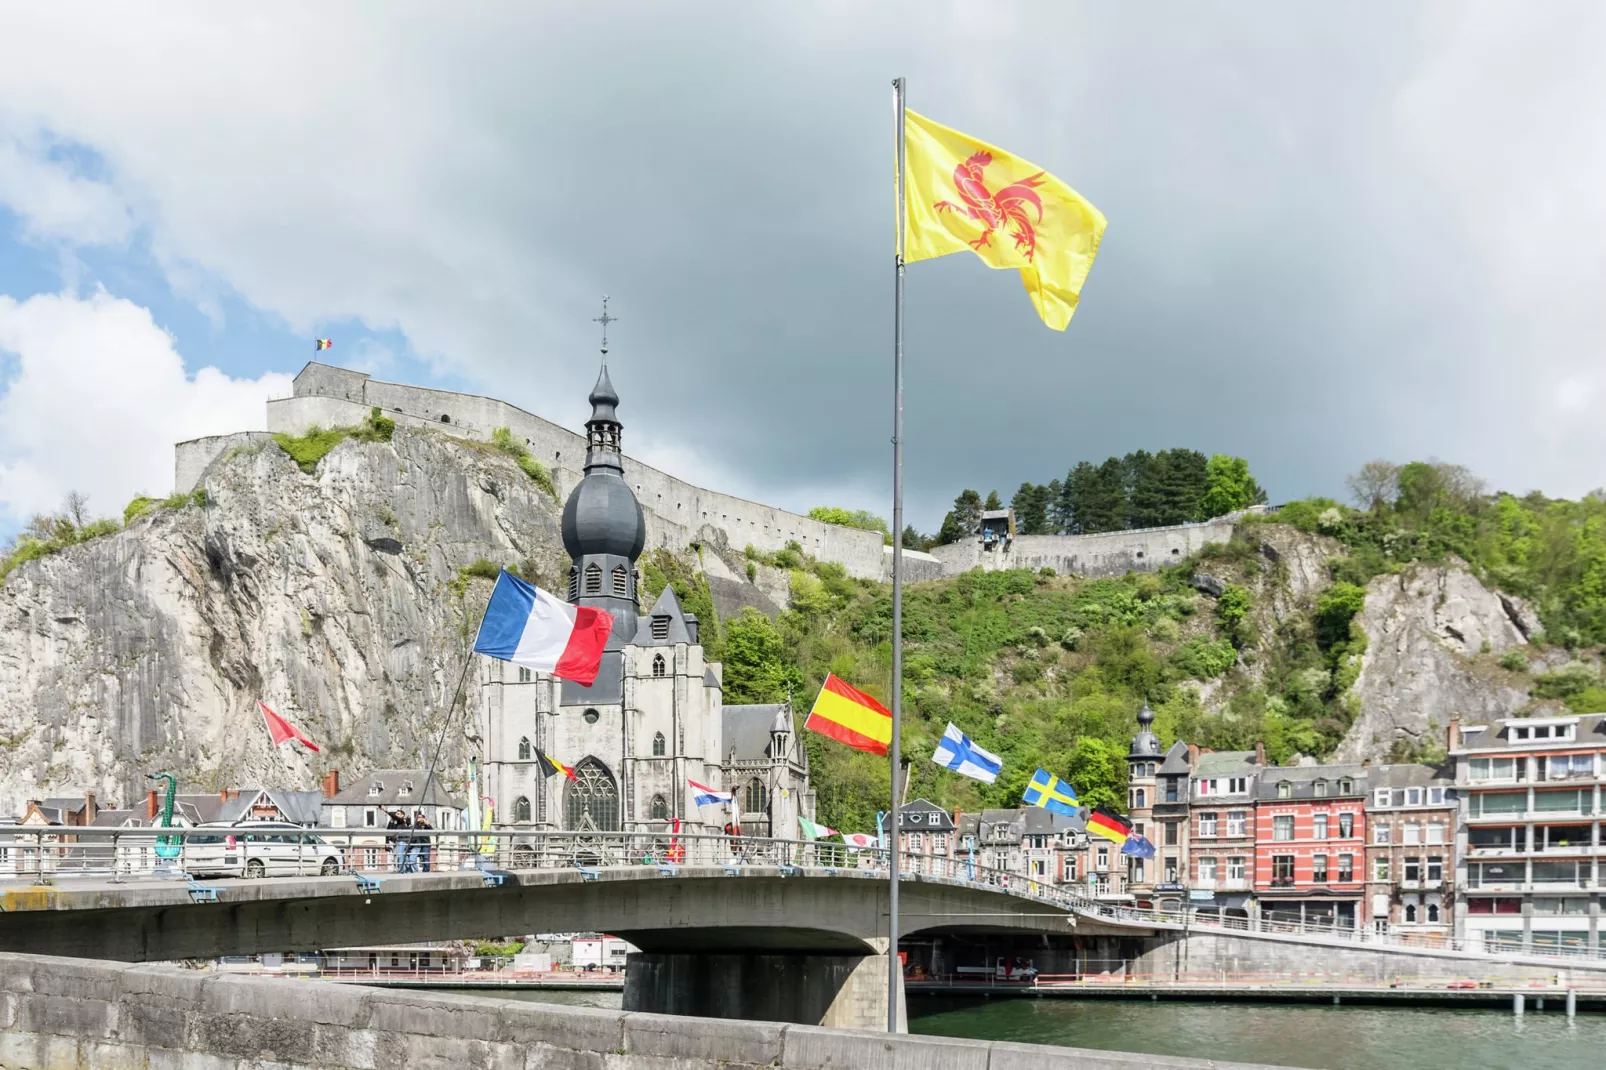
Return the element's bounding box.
[6,826,1606,966]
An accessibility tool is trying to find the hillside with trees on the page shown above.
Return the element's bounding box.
[710,459,1606,836]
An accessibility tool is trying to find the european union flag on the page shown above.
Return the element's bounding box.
[1021,768,1080,818]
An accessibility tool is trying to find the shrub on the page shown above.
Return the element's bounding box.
[1039,566,1056,577]
[1172,637,1238,679]
[123,496,158,525]
[190,488,208,508]
[490,427,557,499]
[1498,649,1529,673]
[1532,665,1600,700]
[807,506,889,535]
[273,408,396,475]
[462,558,501,581]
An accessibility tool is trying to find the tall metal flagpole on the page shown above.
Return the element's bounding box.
[887,74,907,1034]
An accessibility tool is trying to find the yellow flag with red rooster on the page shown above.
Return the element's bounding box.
[903,109,1106,331]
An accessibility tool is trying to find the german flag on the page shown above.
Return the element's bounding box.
[535,747,577,780]
[804,673,893,756]
[1087,806,1132,846]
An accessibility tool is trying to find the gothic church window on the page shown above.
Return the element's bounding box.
[518,737,531,761]
[652,731,666,757]
[584,563,602,595]
[514,796,531,822]
[612,565,630,597]
[744,778,768,814]
[652,654,666,678]
[565,758,620,831]
[650,795,668,821]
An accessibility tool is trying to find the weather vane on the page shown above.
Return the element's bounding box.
[593,295,617,356]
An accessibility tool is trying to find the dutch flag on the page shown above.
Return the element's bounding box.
[472,570,614,686]
[688,779,734,807]
[931,722,1003,784]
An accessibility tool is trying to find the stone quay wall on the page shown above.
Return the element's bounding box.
[0,951,1291,1070]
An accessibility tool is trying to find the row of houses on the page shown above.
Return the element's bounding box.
[891,707,1606,955]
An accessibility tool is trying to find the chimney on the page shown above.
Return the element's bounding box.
[1254,741,1266,766]
[1187,743,1200,768]
[146,790,159,820]
[322,769,341,799]
[82,791,98,826]
[1447,717,1460,753]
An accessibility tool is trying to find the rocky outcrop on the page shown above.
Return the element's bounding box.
[0,428,576,815]
[1335,563,1536,761]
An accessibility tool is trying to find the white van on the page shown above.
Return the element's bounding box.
[182,822,344,878]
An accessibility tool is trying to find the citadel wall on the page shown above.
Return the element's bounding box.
[173,363,1247,587]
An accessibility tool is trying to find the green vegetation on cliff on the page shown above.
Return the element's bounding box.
[272,406,396,474]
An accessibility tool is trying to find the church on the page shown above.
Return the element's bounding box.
[478,366,815,840]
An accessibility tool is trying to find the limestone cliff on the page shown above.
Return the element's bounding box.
[1336,563,1539,761]
[0,428,571,815]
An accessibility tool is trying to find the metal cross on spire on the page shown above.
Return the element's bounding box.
[593,295,617,356]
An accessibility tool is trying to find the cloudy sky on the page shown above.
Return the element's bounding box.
[0,3,1602,539]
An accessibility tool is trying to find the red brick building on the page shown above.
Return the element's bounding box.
[1254,764,1369,930]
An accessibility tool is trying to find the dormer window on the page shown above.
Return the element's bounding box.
[652,616,670,640]
[1313,779,1328,797]
[1338,778,1354,794]
[584,563,602,595]
[400,781,413,796]
[1277,781,1292,800]
[368,782,383,797]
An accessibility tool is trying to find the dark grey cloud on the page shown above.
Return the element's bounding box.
[1,3,1602,532]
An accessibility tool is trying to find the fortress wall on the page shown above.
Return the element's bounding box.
[172,432,273,495]
[928,518,1239,579]
[258,370,888,580]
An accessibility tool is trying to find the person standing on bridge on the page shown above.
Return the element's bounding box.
[413,810,433,872]
[386,808,411,873]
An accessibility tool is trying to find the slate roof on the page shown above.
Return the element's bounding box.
[328,770,464,809]
[1193,750,1258,776]
[897,798,955,832]
[636,586,693,647]
[1257,764,1368,801]
[1157,740,1192,776]
[1367,763,1453,790]
[957,807,1085,841]
[722,704,791,762]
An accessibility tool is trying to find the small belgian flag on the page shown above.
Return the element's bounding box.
[315,338,333,351]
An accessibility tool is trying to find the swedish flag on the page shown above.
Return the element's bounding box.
[1022,769,1080,818]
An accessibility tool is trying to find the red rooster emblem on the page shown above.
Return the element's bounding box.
[934,151,1048,262]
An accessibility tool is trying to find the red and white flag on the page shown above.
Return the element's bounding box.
[841,832,879,849]
[259,701,320,752]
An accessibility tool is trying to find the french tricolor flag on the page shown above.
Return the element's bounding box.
[688,779,733,807]
[473,570,614,686]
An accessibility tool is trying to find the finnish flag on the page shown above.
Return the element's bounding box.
[931,722,1003,784]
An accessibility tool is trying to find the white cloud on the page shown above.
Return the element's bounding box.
[0,136,133,247]
[0,291,290,523]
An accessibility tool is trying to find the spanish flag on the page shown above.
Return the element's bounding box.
[903,110,1106,331]
[535,747,577,781]
[804,673,894,756]
[1087,805,1132,846]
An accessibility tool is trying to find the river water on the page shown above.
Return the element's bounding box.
[450,989,1604,1069]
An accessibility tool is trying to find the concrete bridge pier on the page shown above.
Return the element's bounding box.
[622,939,907,1032]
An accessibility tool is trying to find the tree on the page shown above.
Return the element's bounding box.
[983,489,1002,511]
[1200,455,1266,518]
[63,491,91,531]
[901,525,926,551]
[1081,458,1127,533]
[1011,482,1054,535]
[950,489,983,537]
[1066,737,1127,813]
[720,608,801,703]
[807,506,889,535]
[1345,460,1401,513]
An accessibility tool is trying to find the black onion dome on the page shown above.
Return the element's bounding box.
[588,364,620,424]
[561,471,646,560]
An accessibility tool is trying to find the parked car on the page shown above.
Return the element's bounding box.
[181,821,344,878]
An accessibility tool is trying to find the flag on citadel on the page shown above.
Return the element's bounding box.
[535,747,577,781]
[315,338,333,350]
[932,722,1003,784]
[804,674,894,756]
[798,815,837,840]
[902,109,1106,331]
[258,701,320,753]
[1021,768,1079,818]
[473,570,613,686]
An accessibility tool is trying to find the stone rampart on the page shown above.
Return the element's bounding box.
[927,518,1240,579]
[243,364,888,580]
[0,951,1291,1070]
[172,431,273,499]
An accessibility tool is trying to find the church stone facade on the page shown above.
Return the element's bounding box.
[478,368,814,839]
